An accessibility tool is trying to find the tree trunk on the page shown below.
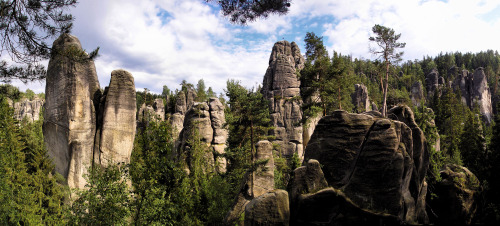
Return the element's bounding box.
[338,86,342,110]
[250,120,254,163]
[382,61,389,117]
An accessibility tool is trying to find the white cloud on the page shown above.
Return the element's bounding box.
[6,0,500,94]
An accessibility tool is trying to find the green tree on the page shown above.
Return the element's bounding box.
[0,0,77,82]
[196,79,208,102]
[207,86,216,98]
[0,97,68,225]
[225,80,272,164]
[205,0,291,25]
[162,85,171,97]
[23,88,35,100]
[369,24,406,117]
[69,163,131,225]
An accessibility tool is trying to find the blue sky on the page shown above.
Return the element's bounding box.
[9,0,500,95]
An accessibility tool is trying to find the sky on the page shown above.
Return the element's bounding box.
[8,0,500,95]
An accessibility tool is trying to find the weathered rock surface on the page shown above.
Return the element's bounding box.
[411,81,424,107]
[425,69,444,98]
[294,187,400,225]
[225,140,275,224]
[451,67,493,123]
[289,159,328,204]
[303,107,429,224]
[97,70,136,165]
[429,164,480,225]
[13,97,44,122]
[262,40,305,158]
[244,189,290,226]
[152,98,165,121]
[209,97,227,172]
[43,34,100,189]
[44,34,137,189]
[351,84,372,113]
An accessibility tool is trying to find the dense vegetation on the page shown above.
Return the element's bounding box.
[3,31,500,223]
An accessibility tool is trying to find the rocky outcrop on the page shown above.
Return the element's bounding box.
[138,98,166,123]
[244,190,290,226]
[261,40,305,158]
[294,187,400,225]
[174,97,228,173]
[44,34,137,189]
[225,140,275,224]
[289,159,328,204]
[209,97,227,173]
[43,34,101,189]
[13,97,44,122]
[411,81,424,107]
[96,70,136,165]
[451,67,493,123]
[351,84,372,113]
[425,69,444,98]
[152,98,165,121]
[429,164,480,225]
[302,107,429,224]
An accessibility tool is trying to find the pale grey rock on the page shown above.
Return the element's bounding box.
[97,69,136,165]
[13,97,44,122]
[152,98,165,121]
[43,34,100,189]
[244,190,290,226]
[425,69,444,98]
[262,40,305,158]
[225,140,275,224]
[351,83,371,112]
[411,81,425,107]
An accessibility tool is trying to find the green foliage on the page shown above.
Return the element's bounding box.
[23,88,35,100]
[206,0,291,25]
[459,106,487,177]
[369,24,406,116]
[69,163,130,225]
[196,79,208,102]
[301,33,355,120]
[0,84,21,101]
[0,97,68,225]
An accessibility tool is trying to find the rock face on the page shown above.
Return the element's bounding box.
[261,40,305,158]
[174,97,228,173]
[13,97,44,122]
[44,34,101,189]
[411,81,424,107]
[452,67,493,123]
[302,107,429,224]
[244,190,290,226]
[351,84,372,113]
[425,69,444,98]
[44,34,137,189]
[96,70,136,165]
[429,164,480,225]
[225,140,275,224]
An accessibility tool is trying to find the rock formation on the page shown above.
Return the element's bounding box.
[13,97,44,122]
[429,164,480,225]
[261,40,305,158]
[411,81,424,107]
[173,96,228,173]
[44,34,101,189]
[244,189,290,226]
[225,140,275,224]
[425,69,444,98]
[452,67,493,123]
[44,34,136,189]
[302,106,429,224]
[96,70,136,165]
[351,84,372,113]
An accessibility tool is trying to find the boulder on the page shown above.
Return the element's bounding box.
[244,190,290,226]
[429,164,480,225]
[303,108,429,224]
[294,187,400,225]
[351,84,371,112]
[261,40,305,158]
[289,159,328,204]
[43,34,100,189]
[97,69,136,165]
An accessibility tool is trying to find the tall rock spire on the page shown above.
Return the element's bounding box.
[261,40,305,158]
